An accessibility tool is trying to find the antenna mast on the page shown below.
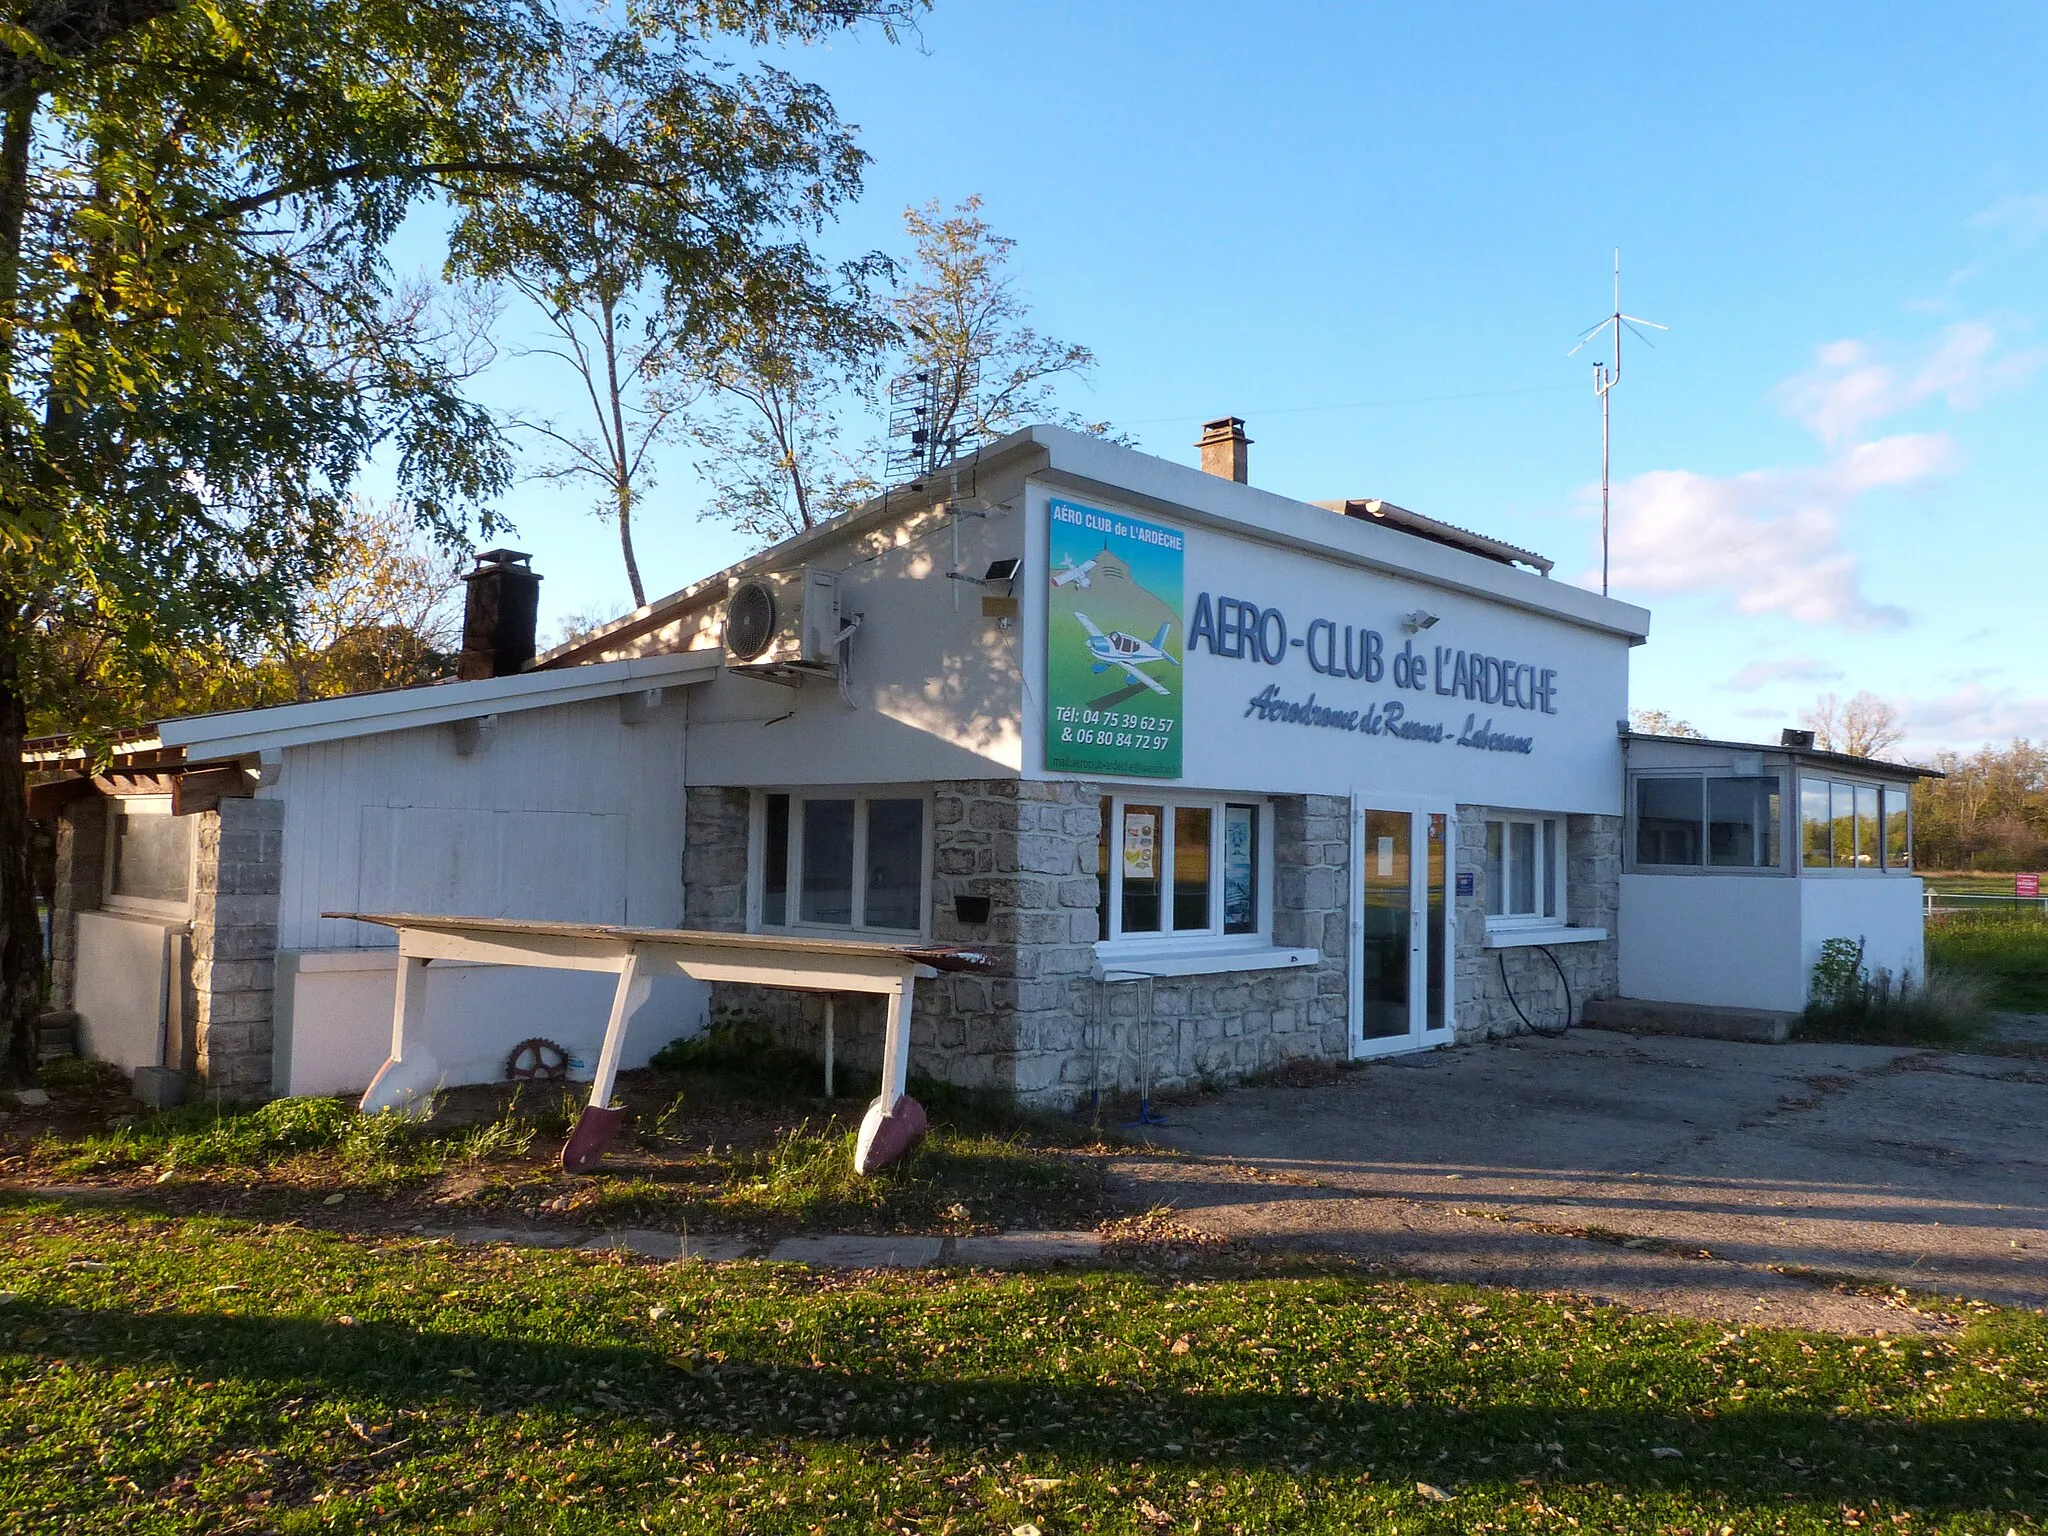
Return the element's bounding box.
[1570,250,1665,595]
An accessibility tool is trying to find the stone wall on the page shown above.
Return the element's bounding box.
[1452,809,1620,1041]
[188,797,285,1096]
[48,796,107,1011]
[679,782,1354,1109]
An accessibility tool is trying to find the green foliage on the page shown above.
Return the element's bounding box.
[1913,740,2048,871]
[1808,935,1867,1013]
[1928,909,2048,1012]
[3,1213,2046,1532]
[1804,935,1988,1044]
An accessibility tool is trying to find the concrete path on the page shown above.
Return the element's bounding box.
[414,1223,1104,1271]
[1112,1027,2048,1334]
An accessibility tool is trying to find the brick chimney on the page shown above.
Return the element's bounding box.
[458,549,542,681]
[1197,416,1251,483]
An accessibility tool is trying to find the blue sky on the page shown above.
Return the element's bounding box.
[451,2,2048,759]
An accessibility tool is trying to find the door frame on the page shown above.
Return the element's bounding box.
[1347,796,1458,1059]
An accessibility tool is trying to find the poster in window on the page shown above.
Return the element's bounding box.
[1122,811,1157,880]
[1223,806,1255,928]
[1045,497,1184,778]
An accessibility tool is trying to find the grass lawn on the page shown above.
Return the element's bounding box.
[6,1028,1118,1241]
[2,1209,2044,1534]
[1928,912,2048,1013]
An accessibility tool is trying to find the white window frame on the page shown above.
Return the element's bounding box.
[100,795,195,920]
[1096,791,1274,955]
[748,787,934,938]
[1628,769,1794,878]
[1483,812,1566,932]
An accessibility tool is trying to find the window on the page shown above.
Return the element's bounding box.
[1883,784,1912,870]
[103,797,193,915]
[1097,793,1269,945]
[1636,774,1782,871]
[1634,778,1703,867]
[754,790,929,935]
[1800,777,1910,873]
[1484,814,1563,924]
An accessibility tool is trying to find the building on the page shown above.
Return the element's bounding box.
[30,419,1931,1107]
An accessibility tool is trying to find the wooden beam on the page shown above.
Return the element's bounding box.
[170,765,254,817]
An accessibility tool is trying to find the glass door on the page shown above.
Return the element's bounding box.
[1351,804,1455,1056]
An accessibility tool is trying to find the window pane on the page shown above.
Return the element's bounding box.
[1362,810,1412,1038]
[1509,821,1537,914]
[1541,818,1559,918]
[110,807,191,904]
[1854,785,1878,870]
[1831,782,1857,869]
[1636,776,1703,866]
[761,794,789,925]
[798,798,855,925]
[1801,778,1831,868]
[1097,797,1113,940]
[1120,804,1162,933]
[1484,821,1504,916]
[864,799,923,931]
[1709,776,1780,868]
[1172,806,1213,930]
[1223,804,1259,935]
[1884,786,1912,869]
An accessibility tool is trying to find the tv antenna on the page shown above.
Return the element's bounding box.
[1569,250,1665,595]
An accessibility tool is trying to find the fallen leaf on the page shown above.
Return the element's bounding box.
[1136,1497,1174,1526]
[449,1366,475,1379]
[1652,1446,1684,1459]
[1170,1335,1191,1355]
[1012,1526,1042,1536]
[323,1194,345,1207]
[1020,1477,1064,1492]
[1416,1482,1452,1502]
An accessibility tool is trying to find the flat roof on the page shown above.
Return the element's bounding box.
[1622,731,1942,780]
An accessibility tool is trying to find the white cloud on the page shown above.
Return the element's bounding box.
[1601,434,1951,627]
[1968,192,2048,247]
[1772,321,2047,447]
[1898,683,2048,756]
[1720,656,1844,693]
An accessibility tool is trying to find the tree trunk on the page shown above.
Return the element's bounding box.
[0,628,42,1085]
[0,86,43,1083]
[616,479,646,610]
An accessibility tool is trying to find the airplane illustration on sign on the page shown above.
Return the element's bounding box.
[1050,554,1097,589]
[1075,613,1178,696]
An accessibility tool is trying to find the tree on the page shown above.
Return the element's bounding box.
[26,501,463,728]
[0,0,914,1082]
[690,266,895,545]
[459,48,879,607]
[1802,691,1904,758]
[894,195,1111,455]
[1629,708,1704,739]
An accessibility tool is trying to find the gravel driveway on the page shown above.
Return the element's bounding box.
[1115,1026,2048,1334]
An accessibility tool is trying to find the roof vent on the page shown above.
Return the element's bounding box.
[1780,728,1816,750]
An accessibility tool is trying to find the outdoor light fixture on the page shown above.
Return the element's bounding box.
[1402,609,1440,634]
[983,558,1021,595]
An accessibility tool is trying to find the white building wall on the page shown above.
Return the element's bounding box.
[1618,874,1807,1012]
[264,694,707,1096]
[1801,876,1927,991]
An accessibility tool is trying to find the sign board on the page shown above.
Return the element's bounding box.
[2020,873,2041,899]
[1045,498,1185,778]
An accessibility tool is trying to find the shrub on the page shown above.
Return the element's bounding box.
[1803,934,1988,1043]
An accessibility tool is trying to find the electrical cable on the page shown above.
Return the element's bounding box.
[1498,946,1574,1038]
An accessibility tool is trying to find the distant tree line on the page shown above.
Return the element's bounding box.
[1912,741,2048,873]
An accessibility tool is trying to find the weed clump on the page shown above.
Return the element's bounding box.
[1803,934,1989,1044]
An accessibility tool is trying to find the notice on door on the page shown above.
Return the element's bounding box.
[1376,836,1396,878]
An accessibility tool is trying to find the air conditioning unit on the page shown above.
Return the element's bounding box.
[722,567,841,671]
